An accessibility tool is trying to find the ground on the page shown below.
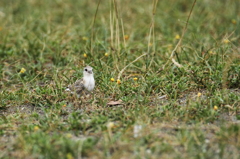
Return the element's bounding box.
[0,0,240,158]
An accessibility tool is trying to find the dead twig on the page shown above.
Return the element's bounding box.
[117,53,148,80]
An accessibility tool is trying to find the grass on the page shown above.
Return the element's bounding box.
[0,0,240,158]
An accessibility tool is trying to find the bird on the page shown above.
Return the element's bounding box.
[66,66,95,96]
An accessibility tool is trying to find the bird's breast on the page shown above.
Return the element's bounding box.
[83,76,95,91]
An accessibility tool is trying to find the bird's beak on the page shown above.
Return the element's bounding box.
[88,70,93,74]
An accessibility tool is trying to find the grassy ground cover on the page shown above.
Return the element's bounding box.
[0,0,240,158]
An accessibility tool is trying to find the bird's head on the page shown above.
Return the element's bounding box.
[83,66,93,76]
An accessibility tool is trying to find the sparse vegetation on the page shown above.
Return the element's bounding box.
[0,0,240,158]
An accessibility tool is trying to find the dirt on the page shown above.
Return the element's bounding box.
[1,89,239,123]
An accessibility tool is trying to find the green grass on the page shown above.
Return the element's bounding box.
[0,0,240,158]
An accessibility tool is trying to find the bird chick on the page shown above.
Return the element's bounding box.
[66,66,95,96]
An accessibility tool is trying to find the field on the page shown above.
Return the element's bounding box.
[0,0,240,158]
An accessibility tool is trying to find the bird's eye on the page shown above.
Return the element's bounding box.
[85,69,87,71]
